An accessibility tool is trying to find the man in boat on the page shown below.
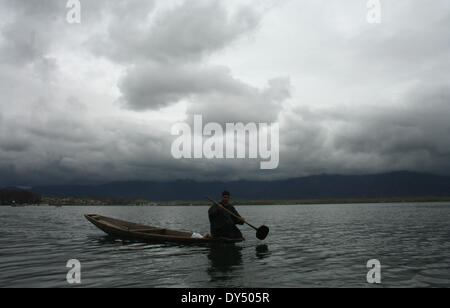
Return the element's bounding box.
[208,191,245,239]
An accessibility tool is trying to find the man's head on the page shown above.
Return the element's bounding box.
[221,190,230,204]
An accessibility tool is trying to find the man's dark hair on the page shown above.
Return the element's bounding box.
[222,190,231,196]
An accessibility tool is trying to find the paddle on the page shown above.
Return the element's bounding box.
[206,196,269,240]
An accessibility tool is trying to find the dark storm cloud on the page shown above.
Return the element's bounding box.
[1,0,450,186]
[331,86,450,171]
[275,84,450,177]
[0,139,29,152]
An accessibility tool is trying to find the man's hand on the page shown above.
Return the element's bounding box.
[239,217,246,224]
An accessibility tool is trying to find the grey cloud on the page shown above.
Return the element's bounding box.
[94,0,279,122]
[185,77,290,124]
[1,0,450,187]
[0,139,29,152]
[1,0,272,186]
[118,64,241,109]
[0,0,65,65]
[0,111,169,186]
[333,87,450,159]
[276,84,450,177]
[119,62,290,122]
[90,0,260,63]
[146,1,260,62]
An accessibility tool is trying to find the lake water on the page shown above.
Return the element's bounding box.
[0,203,449,288]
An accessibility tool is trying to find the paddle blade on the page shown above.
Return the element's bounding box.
[256,225,269,240]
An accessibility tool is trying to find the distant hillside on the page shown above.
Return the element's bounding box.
[0,189,41,205]
[25,171,450,201]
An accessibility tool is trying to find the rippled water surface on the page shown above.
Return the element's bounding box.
[1,203,449,287]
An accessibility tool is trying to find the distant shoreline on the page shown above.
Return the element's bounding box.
[144,196,450,206]
[3,196,450,206]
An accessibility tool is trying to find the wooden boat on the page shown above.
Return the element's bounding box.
[85,214,244,244]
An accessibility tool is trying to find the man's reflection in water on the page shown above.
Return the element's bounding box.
[207,244,243,281]
[207,244,271,282]
[255,244,270,259]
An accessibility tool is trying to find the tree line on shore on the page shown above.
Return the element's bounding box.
[0,190,42,205]
[0,189,148,206]
[2,189,450,206]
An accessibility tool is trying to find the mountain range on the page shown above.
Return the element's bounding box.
[9,171,449,201]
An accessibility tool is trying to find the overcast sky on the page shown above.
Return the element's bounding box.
[1,0,450,186]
